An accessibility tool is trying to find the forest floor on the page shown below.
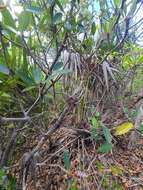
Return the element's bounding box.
[10,94,143,190]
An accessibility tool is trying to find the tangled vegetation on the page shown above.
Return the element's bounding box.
[0,0,143,189]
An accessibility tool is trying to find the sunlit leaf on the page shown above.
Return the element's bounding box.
[103,22,110,33]
[22,86,37,92]
[114,122,134,136]
[26,6,43,14]
[91,117,100,128]
[113,0,121,7]
[2,9,16,29]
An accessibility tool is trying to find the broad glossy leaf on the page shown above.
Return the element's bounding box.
[114,122,134,136]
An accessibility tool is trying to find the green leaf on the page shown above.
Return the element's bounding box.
[2,9,16,29]
[18,11,32,31]
[91,22,96,35]
[137,56,143,64]
[56,0,64,12]
[103,22,110,33]
[7,175,16,190]
[44,68,71,82]
[26,6,43,14]
[53,12,62,24]
[0,64,9,75]
[63,150,71,170]
[16,69,34,86]
[90,127,98,140]
[113,0,121,7]
[31,66,43,84]
[98,143,112,153]
[52,62,63,71]
[139,122,143,134]
[103,126,112,143]
[91,117,100,128]
[22,86,37,92]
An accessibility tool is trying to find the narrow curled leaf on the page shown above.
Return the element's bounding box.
[114,122,134,136]
[102,60,116,90]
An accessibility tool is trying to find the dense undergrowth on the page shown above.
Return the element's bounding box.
[0,0,143,189]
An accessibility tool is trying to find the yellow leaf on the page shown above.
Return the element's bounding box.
[114,122,134,136]
[110,165,123,176]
